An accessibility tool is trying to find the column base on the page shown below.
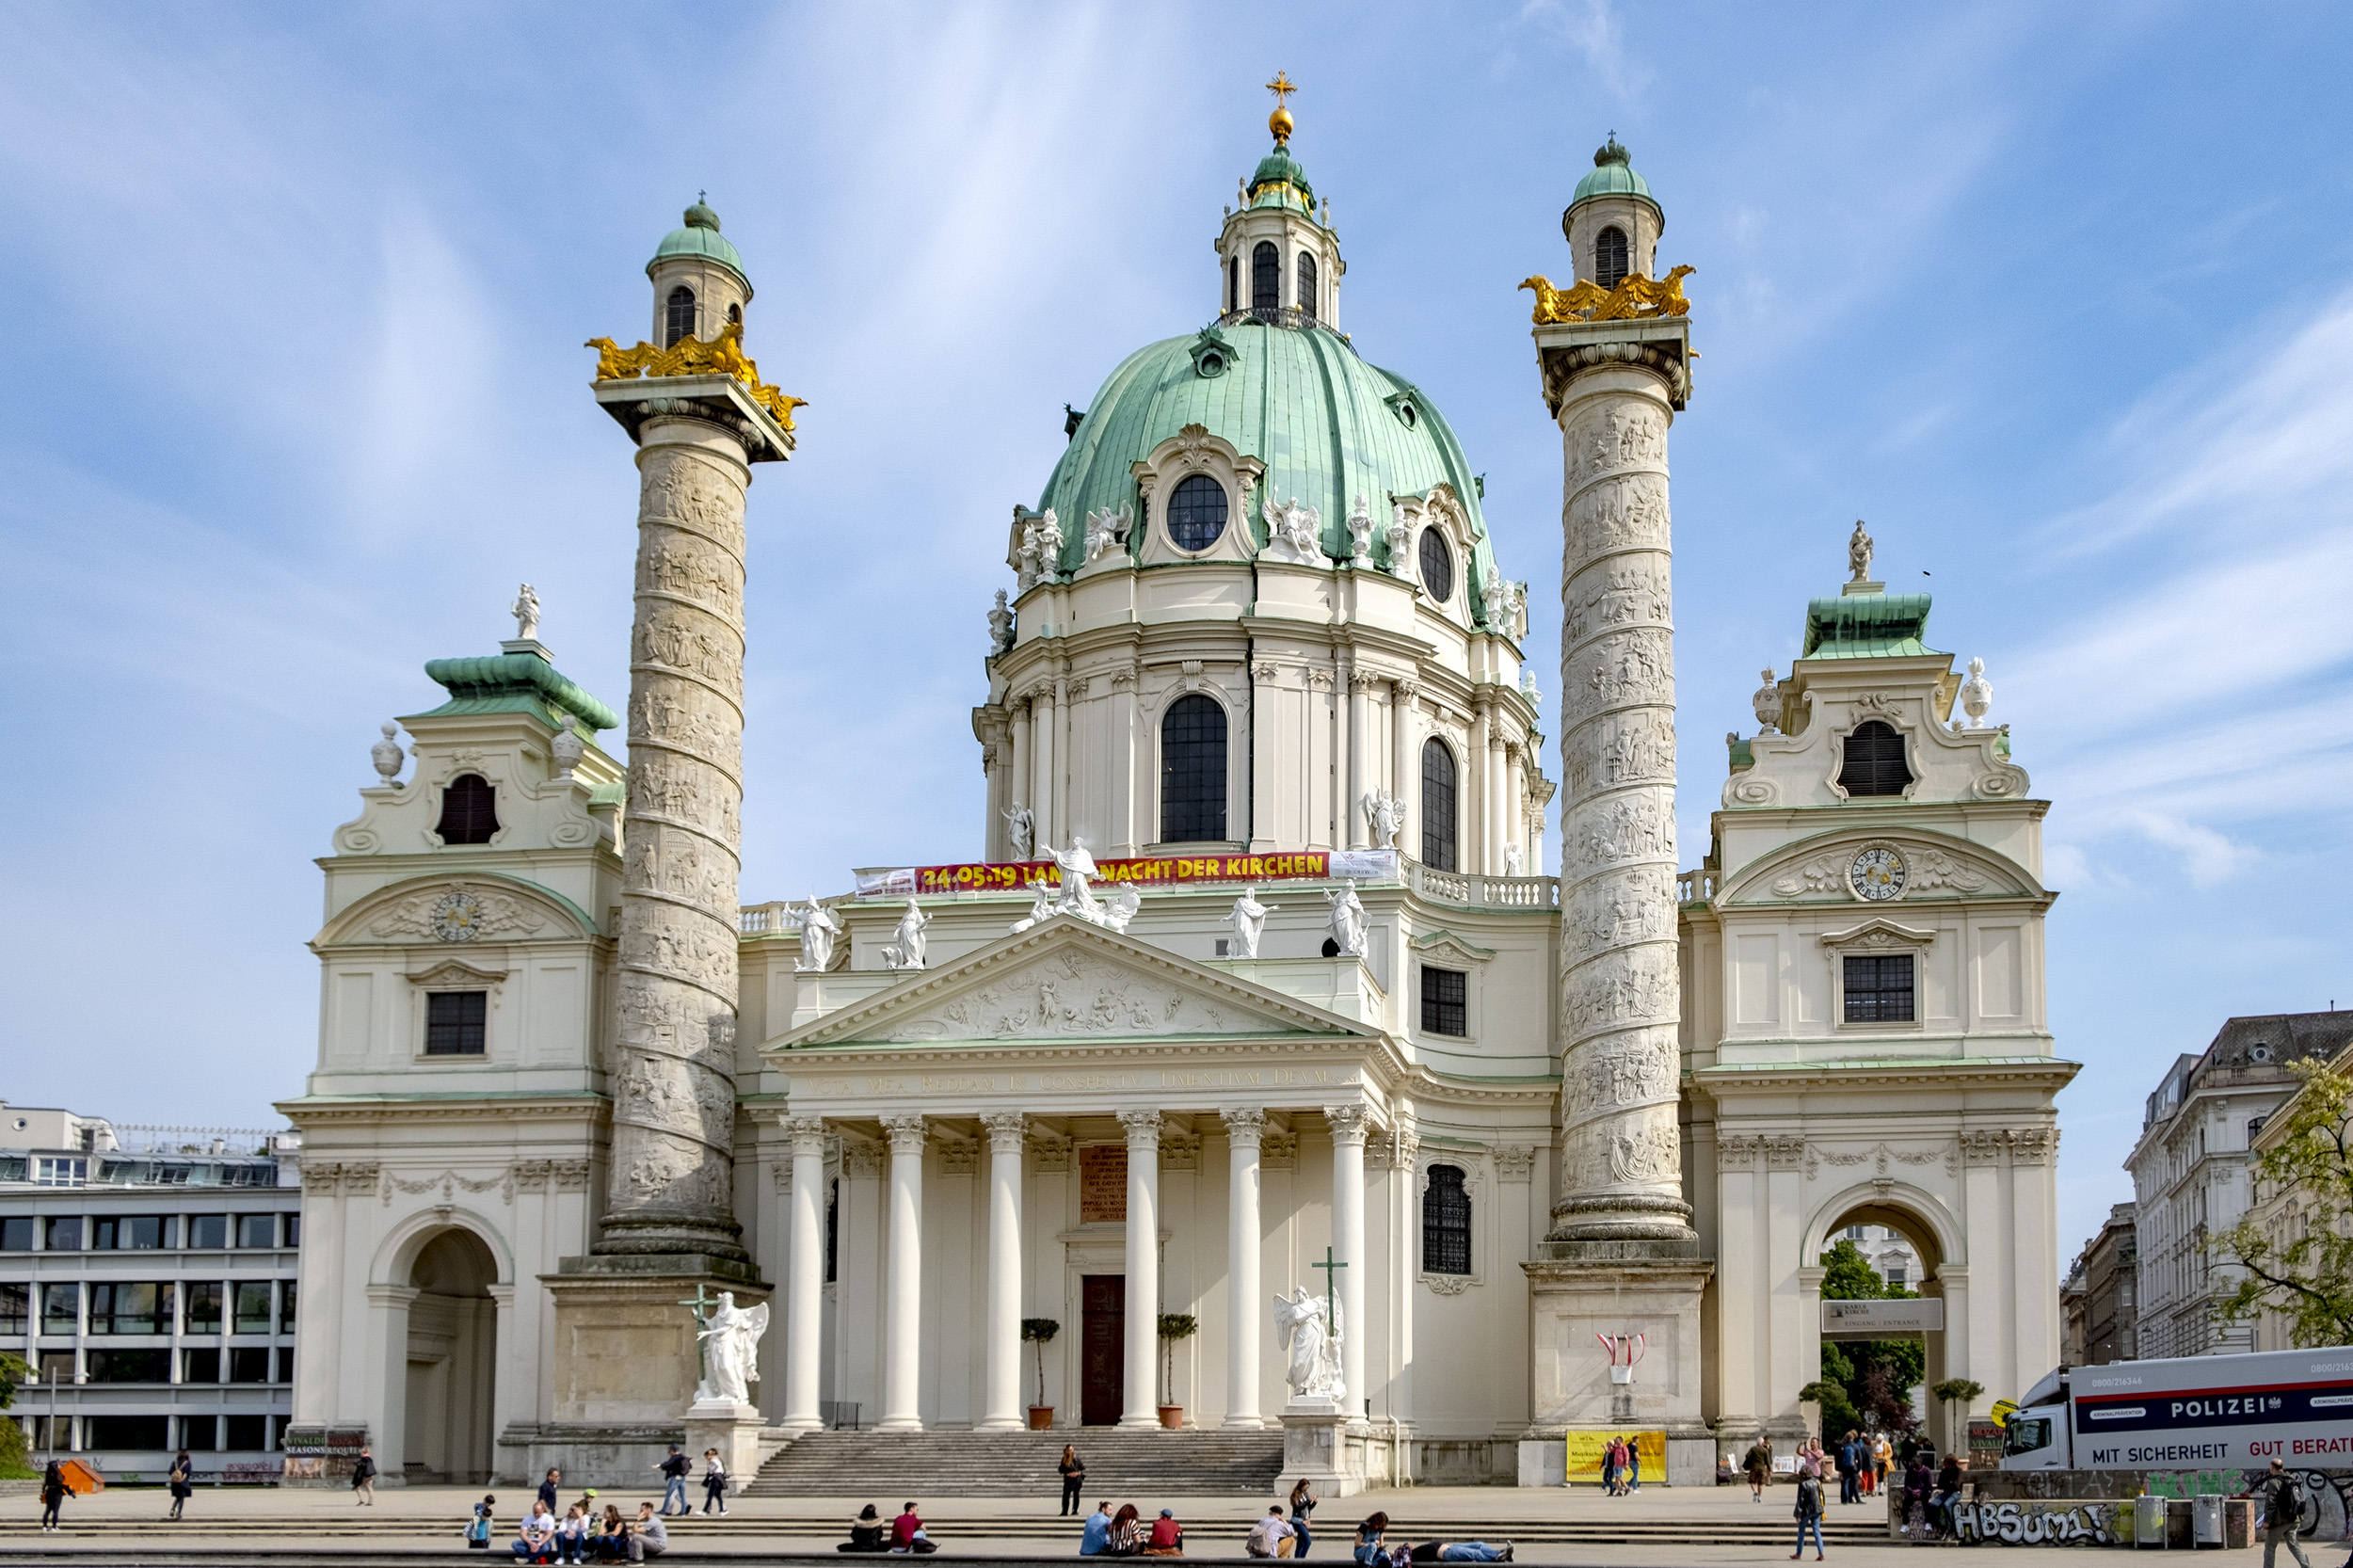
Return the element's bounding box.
[1222,1414,1269,1430]
[1522,1248,1712,1483]
[1280,1400,1366,1497]
[974,1416,1025,1431]
[874,1416,924,1432]
[545,1256,771,1428]
[680,1400,765,1496]
[1117,1413,1163,1429]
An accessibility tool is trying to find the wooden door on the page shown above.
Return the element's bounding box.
[1080,1274,1125,1426]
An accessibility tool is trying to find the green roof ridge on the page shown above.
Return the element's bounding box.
[1801,590,1944,660]
[419,651,622,732]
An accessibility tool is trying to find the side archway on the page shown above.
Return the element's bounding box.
[370,1214,509,1486]
[1805,1185,1967,1458]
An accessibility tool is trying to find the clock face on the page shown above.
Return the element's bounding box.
[431,889,485,942]
[1849,847,1906,902]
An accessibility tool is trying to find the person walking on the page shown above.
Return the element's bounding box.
[1833,1431,1858,1506]
[1625,1435,1642,1493]
[352,1446,378,1506]
[656,1445,691,1516]
[1289,1479,1320,1558]
[168,1448,194,1520]
[1060,1446,1087,1517]
[1790,1457,1826,1561]
[539,1468,563,1516]
[700,1448,728,1515]
[1744,1437,1773,1501]
[1599,1436,1621,1496]
[40,1458,69,1531]
[2264,1457,2313,1568]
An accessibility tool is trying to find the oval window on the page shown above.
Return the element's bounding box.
[1419,527,1454,601]
[1166,474,1228,552]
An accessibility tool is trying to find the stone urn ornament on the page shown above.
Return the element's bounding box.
[1751,668,1781,734]
[1959,656,1993,728]
[371,721,407,786]
[551,713,584,781]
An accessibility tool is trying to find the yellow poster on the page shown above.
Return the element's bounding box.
[1565,1431,1666,1483]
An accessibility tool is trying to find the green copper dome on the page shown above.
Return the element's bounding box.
[1249,142,1315,208]
[1038,321,1503,621]
[1567,136,1662,228]
[648,196,748,284]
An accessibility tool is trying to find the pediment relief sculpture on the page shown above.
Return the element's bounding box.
[1724,836,2028,906]
[326,876,584,946]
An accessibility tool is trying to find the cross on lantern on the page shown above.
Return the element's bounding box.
[1309,1245,1346,1327]
[1265,71,1298,109]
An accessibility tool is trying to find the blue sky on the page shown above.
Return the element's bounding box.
[2,2,2348,1262]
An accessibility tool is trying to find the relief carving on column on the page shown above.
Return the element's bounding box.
[1565,712,1677,795]
[1565,475,1671,557]
[1565,556,1673,643]
[1568,404,1669,484]
[1567,867,1675,949]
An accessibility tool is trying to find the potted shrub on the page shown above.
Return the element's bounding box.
[1156,1314,1198,1429]
[1022,1318,1060,1429]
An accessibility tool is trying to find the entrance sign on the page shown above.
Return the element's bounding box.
[1821,1298,1944,1338]
[1564,1430,1663,1482]
[857,849,1400,898]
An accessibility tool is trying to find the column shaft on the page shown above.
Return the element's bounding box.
[879,1115,926,1430]
[1032,690,1057,853]
[1346,674,1369,847]
[1326,1106,1370,1416]
[1009,697,1031,840]
[1486,716,1507,873]
[1221,1109,1265,1427]
[1118,1111,1162,1427]
[1470,698,1493,872]
[1391,680,1418,857]
[781,1117,826,1432]
[981,1114,1027,1430]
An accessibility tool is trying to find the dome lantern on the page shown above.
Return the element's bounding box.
[1215,72,1343,328]
[645,192,753,348]
[1561,135,1665,291]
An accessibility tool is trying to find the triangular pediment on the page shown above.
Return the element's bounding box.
[776,916,1380,1049]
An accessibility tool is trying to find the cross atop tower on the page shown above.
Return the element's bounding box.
[1265,71,1298,108]
[1265,71,1298,144]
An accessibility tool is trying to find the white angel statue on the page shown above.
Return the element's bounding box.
[792,896,842,973]
[693,1290,770,1407]
[1003,804,1035,861]
[1008,877,1057,935]
[1273,1286,1345,1400]
[1360,789,1402,850]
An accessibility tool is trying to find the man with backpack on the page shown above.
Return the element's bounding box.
[2264,1457,2312,1568]
[656,1445,692,1516]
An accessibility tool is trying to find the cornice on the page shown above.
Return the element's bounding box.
[275,1092,611,1126]
[1693,1056,2080,1096]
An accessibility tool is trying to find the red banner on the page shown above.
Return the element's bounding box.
[856,849,1398,897]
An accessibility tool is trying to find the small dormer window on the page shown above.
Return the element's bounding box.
[437,774,500,844]
[1252,242,1280,312]
[664,285,696,347]
[1838,720,1913,797]
[1419,528,1454,602]
[1297,253,1319,322]
[1596,226,1629,290]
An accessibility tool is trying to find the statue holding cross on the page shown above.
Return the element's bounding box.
[1273,1248,1347,1401]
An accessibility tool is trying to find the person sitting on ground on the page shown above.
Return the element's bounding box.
[841,1504,889,1554]
[1352,1512,1391,1567]
[556,1504,590,1565]
[514,1501,558,1563]
[630,1502,668,1563]
[1247,1506,1296,1560]
[890,1501,936,1555]
[1143,1508,1185,1558]
[592,1505,629,1563]
[1903,1453,1935,1541]
[1929,1454,1965,1539]
[1081,1500,1116,1557]
[1401,1541,1513,1562]
[1106,1504,1143,1557]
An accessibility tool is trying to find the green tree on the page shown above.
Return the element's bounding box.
[1817,1239,1924,1434]
[0,1353,30,1477]
[2217,1061,2353,1347]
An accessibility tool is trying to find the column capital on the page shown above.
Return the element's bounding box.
[1116,1109,1164,1149]
[780,1114,827,1157]
[880,1114,928,1156]
[1392,678,1420,702]
[981,1112,1029,1155]
[1219,1107,1267,1148]
[1322,1104,1375,1146]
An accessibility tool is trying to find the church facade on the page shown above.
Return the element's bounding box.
[280,103,2071,1489]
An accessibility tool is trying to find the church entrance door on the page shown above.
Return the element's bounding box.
[1080,1274,1125,1426]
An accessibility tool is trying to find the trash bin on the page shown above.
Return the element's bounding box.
[2192,1496,2224,1547]
[2136,1496,2168,1547]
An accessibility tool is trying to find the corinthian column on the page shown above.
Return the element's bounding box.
[779,1115,827,1433]
[878,1113,927,1431]
[1324,1105,1370,1412]
[1220,1107,1265,1428]
[979,1112,1028,1430]
[1116,1110,1162,1428]
[600,414,755,1261]
[1550,351,1691,1244]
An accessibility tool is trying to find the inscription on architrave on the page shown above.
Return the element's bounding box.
[1079,1144,1128,1224]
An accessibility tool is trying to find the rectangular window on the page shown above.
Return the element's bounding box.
[41,1282,80,1332]
[284,1213,300,1246]
[0,1282,26,1334]
[425,989,489,1055]
[278,1281,296,1331]
[187,1214,229,1250]
[180,1415,218,1451]
[235,1213,278,1250]
[228,1346,272,1383]
[232,1281,273,1333]
[88,1281,173,1335]
[86,1347,171,1383]
[85,1414,170,1449]
[37,1351,76,1385]
[1843,953,1916,1023]
[0,1216,33,1251]
[1420,967,1468,1036]
[44,1216,83,1251]
[276,1346,296,1383]
[92,1215,166,1250]
[184,1282,224,1334]
[182,1347,220,1384]
[33,1156,88,1187]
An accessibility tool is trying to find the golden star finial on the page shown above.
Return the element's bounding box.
[1265,71,1298,143]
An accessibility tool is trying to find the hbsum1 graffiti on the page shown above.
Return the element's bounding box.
[1951,1500,2122,1545]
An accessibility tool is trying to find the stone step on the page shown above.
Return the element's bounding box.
[744,1430,1288,1498]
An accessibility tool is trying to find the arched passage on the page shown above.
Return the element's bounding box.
[1807,1190,1963,1460]
[403,1228,499,1483]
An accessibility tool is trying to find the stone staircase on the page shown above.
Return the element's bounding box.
[744,1428,1289,1498]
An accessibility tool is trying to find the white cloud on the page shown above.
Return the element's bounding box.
[1513,0,1655,96]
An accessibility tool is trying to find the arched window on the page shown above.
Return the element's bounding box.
[1837,720,1913,797]
[1296,252,1319,321]
[1418,527,1454,602]
[726,302,741,327]
[1422,1164,1472,1274]
[1420,737,1458,871]
[1165,473,1228,552]
[1595,226,1629,290]
[437,774,500,844]
[1252,241,1280,312]
[663,285,696,347]
[1227,254,1240,315]
[1160,695,1228,842]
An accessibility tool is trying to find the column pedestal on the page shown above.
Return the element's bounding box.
[1519,1245,1712,1486]
[1281,1400,1364,1496]
[681,1399,766,1495]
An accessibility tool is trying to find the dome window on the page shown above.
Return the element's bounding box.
[664,285,697,347]
[1596,226,1630,290]
[1297,252,1319,322]
[1418,528,1454,602]
[727,302,742,327]
[1252,241,1280,312]
[1165,474,1228,552]
[437,774,500,845]
[1421,737,1459,871]
[1837,720,1913,798]
[1227,255,1240,315]
[1160,695,1228,843]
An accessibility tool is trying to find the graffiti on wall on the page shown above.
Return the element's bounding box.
[1951,1500,2122,1545]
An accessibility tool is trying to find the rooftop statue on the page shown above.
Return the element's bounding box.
[1849,519,1875,584]
[792,895,841,973]
[1361,789,1403,851]
[511,583,541,642]
[1002,803,1034,861]
[1519,265,1693,325]
[1225,888,1276,959]
[880,899,931,971]
[1324,879,1367,957]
